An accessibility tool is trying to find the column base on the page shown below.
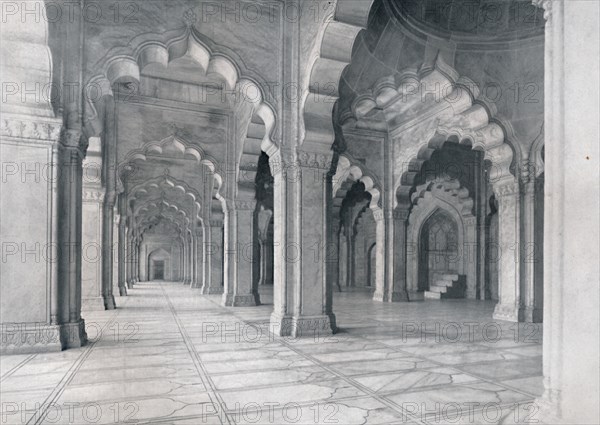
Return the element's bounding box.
[534,388,563,424]
[60,320,88,349]
[126,280,134,289]
[291,314,337,338]
[523,306,544,323]
[190,281,202,289]
[118,285,128,296]
[201,285,224,295]
[222,293,261,307]
[82,296,106,312]
[372,290,386,302]
[1,322,62,354]
[269,313,294,336]
[390,290,410,302]
[492,302,525,322]
[103,295,116,310]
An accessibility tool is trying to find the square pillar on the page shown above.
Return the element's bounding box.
[81,139,105,311]
[222,200,260,306]
[492,181,524,322]
[203,220,224,294]
[269,151,336,337]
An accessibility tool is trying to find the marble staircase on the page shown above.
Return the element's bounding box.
[424,273,466,299]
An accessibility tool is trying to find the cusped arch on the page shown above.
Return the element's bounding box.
[84,31,278,155]
[301,0,376,151]
[332,154,381,212]
[119,135,223,198]
[127,175,203,220]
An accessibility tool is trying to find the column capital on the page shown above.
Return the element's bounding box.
[234,199,257,211]
[60,128,86,151]
[372,209,384,221]
[393,208,410,221]
[297,150,334,170]
[494,180,520,198]
[83,189,105,203]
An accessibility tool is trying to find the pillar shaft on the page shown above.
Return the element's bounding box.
[269,152,336,337]
[222,201,260,306]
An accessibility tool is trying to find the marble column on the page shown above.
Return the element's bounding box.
[110,211,119,298]
[81,138,105,311]
[372,210,387,301]
[257,208,273,286]
[326,221,341,293]
[534,1,599,422]
[117,215,127,295]
[222,200,260,306]
[139,241,147,281]
[202,220,224,294]
[191,229,204,288]
[101,98,117,309]
[183,232,191,285]
[492,180,523,322]
[521,161,543,323]
[391,210,411,301]
[269,151,336,337]
[126,227,134,289]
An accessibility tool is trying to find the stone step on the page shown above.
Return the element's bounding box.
[424,291,442,299]
[440,273,459,281]
[429,285,448,293]
[435,279,454,287]
[432,272,459,282]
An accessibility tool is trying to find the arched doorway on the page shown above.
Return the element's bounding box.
[418,209,460,292]
[148,248,171,281]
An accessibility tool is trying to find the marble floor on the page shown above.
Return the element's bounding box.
[1,282,544,424]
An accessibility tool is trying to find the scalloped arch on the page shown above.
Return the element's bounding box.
[332,154,381,211]
[301,0,376,152]
[128,176,203,221]
[84,31,279,156]
[119,135,223,198]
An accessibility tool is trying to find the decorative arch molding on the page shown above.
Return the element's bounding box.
[332,154,381,212]
[301,0,376,152]
[83,29,279,157]
[135,200,192,230]
[138,216,185,240]
[529,125,545,178]
[148,247,170,258]
[406,178,477,298]
[343,58,519,208]
[127,175,203,220]
[119,135,223,197]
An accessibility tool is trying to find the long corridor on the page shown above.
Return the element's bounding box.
[1,283,543,424]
